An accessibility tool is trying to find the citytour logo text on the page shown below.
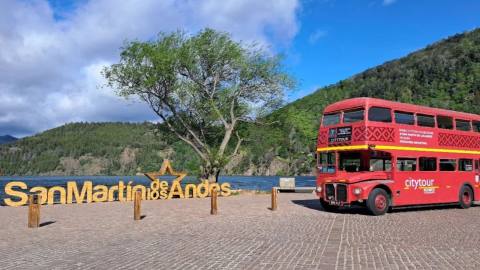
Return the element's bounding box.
[404,178,438,194]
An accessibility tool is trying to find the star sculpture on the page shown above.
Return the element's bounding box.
[144,159,187,183]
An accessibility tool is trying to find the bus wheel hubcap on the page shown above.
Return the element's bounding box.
[463,192,470,204]
[375,195,387,210]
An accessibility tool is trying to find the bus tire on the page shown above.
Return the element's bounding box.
[459,185,473,209]
[366,188,390,216]
[320,199,337,212]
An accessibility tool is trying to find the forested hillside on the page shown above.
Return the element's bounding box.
[1,28,479,176]
[0,123,199,176]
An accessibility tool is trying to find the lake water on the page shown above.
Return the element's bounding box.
[0,175,316,205]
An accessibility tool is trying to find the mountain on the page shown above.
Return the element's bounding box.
[1,28,479,176]
[0,135,18,145]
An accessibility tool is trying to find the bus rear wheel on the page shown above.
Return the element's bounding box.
[366,188,390,216]
[459,185,473,209]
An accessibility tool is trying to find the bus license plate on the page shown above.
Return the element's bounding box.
[329,200,343,206]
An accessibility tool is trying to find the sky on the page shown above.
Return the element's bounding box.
[0,0,479,137]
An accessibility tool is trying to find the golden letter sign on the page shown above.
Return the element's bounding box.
[3,160,231,206]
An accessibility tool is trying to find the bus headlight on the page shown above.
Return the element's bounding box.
[316,186,323,193]
[353,187,362,195]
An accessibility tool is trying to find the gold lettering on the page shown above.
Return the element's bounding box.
[118,181,126,202]
[221,183,231,197]
[48,186,66,205]
[67,181,92,204]
[159,181,168,199]
[132,185,146,200]
[93,185,108,202]
[209,183,220,196]
[159,189,168,199]
[150,189,160,200]
[147,188,151,200]
[168,181,184,199]
[3,178,233,206]
[4,181,28,207]
[196,180,209,198]
[160,181,168,189]
[107,185,119,202]
[184,184,197,198]
[30,186,48,204]
[126,181,133,201]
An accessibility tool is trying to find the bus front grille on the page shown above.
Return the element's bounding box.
[325,183,348,202]
[325,184,335,199]
[336,184,347,202]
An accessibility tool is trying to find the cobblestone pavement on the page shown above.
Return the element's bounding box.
[1,193,479,270]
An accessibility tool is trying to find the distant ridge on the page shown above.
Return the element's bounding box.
[0,135,17,145]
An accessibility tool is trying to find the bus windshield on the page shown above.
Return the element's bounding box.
[339,151,392,172]
[322,113,340,126]
[318,150,392,173]
[317,152,336,173]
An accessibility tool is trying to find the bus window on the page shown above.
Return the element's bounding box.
[339,152,361,172]
[455,120,471,131]
[397,158,416,171]
[317,152,336,173]
[343,109,364,123]
[419,157,436,171]
[368,107,391,123]
[370,158,391,171]
[437,115,453,129]
[394,111,415,125]
[322,113,340,126]
[439,159,456,171]
[459,159,473,171]
[417,114,435,127]
[476,160,480,173]
[472,121,480,132]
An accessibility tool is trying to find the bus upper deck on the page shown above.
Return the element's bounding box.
[317,97,480,153]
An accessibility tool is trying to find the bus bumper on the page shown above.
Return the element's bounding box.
[316,183,365,205]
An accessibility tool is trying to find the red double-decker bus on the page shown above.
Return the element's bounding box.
[315,97,480,215]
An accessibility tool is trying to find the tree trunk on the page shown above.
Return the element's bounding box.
[202,166,221,183]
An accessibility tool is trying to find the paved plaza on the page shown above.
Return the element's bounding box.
[0,192,479,270]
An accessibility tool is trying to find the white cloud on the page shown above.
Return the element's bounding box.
[308,30,327,45]
[0,0,300,137]
[382,0,397,6]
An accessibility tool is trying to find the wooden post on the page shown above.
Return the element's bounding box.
[134,190,141,221]
[271,187,277,211]
[28,194,40,228]
[210,188,218,215]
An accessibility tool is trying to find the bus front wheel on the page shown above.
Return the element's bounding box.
[459,185,473,209]
[366,188,390,216]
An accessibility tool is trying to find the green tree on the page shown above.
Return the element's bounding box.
[103,29,294,182]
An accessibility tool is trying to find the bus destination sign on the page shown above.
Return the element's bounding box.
[328,126,352,143]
